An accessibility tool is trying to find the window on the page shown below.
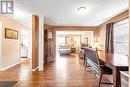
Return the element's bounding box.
[113,18,129,55]
[57,36,66,45]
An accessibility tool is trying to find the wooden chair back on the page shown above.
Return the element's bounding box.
[84,48,101,71]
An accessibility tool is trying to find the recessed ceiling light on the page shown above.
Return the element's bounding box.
[77,6,87,15]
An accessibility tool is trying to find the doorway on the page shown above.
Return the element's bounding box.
[56,31,94,58]
[20,30,31,62]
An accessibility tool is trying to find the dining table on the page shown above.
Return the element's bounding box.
[98,51,129,87]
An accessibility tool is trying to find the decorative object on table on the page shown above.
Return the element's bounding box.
[5,28,18,39]
[84,37,88,46]
[81,43,86,49]
[71,48,76,53]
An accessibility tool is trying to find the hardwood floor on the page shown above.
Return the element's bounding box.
[0,54,128,87]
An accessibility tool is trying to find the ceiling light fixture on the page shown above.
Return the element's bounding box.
[77,6,87,15]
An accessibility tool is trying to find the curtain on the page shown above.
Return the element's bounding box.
[105,22,114,53]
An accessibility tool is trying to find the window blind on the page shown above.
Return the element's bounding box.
[113,18,129,55]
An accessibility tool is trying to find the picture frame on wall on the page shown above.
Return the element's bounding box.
[5,28,19,39]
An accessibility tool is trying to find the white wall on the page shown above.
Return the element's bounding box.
[0,17,31,71]
[28,30,32,59]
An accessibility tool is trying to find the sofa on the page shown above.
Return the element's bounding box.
[59,45,71,55]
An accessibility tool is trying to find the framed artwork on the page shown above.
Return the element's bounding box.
[5,28,19,39]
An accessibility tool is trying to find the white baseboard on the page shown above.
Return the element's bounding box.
[0,62,21,71]
[32,66,39,71]
[0,60,44,71]
[32,61,44,71]
[38,61,44,71]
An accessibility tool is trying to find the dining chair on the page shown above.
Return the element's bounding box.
[83,48,91,69]
[84,48,113,87]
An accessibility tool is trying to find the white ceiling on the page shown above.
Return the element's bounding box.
[15,0,128,26]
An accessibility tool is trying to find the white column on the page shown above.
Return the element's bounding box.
[38,15,44,71]
[129,0,130,87]
[0,22,2,70]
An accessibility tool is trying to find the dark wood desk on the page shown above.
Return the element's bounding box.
[98,51,129,87]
